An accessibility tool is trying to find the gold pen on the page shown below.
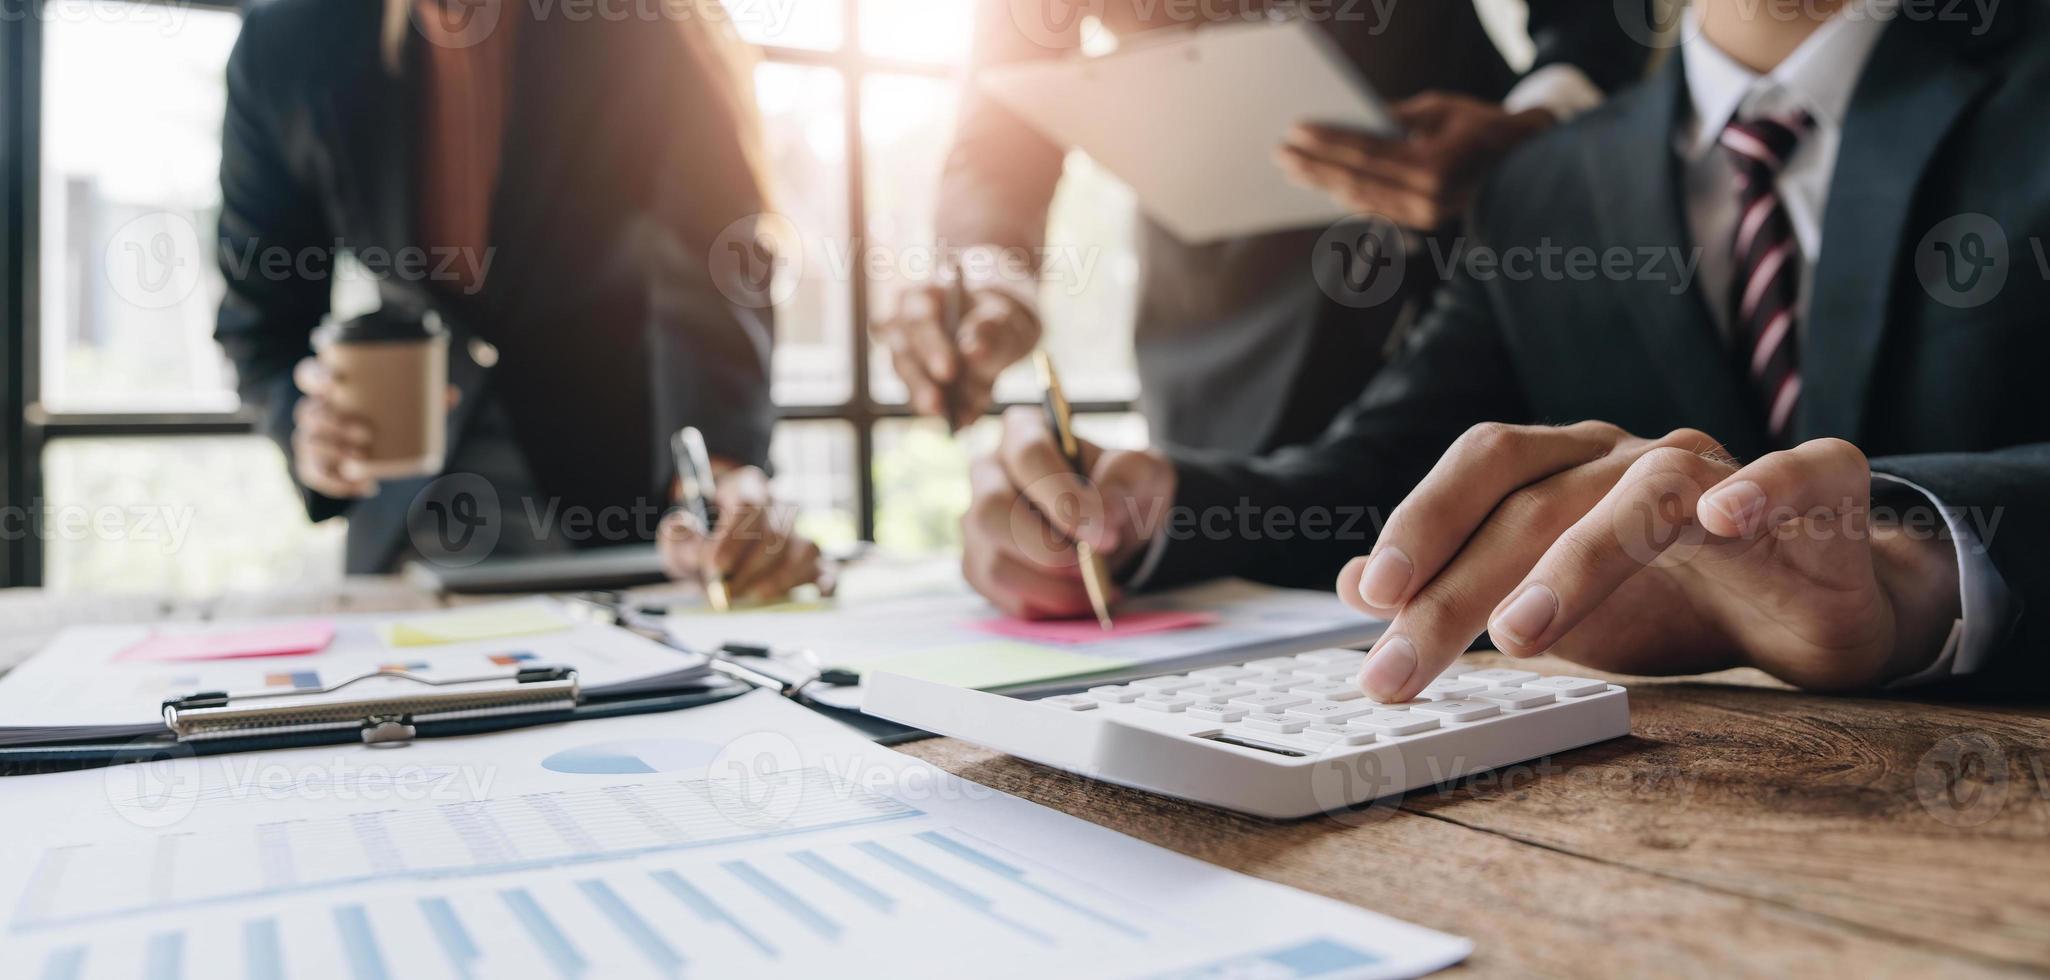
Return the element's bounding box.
[670,426,730,612]
[1033,350,1115,631]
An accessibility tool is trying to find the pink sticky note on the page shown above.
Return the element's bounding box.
[973,610,1219,645]
[115,621,337,663]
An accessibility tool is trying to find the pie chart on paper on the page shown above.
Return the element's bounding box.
[541,738,723,775]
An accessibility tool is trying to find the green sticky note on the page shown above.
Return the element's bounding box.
[861,642,1133,690]
[381,604,573,648]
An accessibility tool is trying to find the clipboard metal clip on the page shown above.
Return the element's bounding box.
[162,666,581,746]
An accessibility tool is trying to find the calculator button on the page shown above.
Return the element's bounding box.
[1462,668,1541,686]
[1242,674,1310,693]
[1136,694,1196,713]
[1296,649,1368,666]
[1238,714,1308,734]
[1523,676,1607,698]
[1283,701,1375,723]
[1290,662,1364,680]
[1419,680,1485,699]
[1189,666,1258,681]
[1291,681,1365,702]
[1436,663,1476,678]
[1302,724,1376,746]
[1229,692,1310,712]
[1353,712,1438,736]
[1132,675,1201,693]
[1475,688,1555,710]
[1412,699,1499,723]
[1185,684,1255,703]
[1041,695,1097,711]
[1086,685,1141,703]
[1245,657,1303,672]
[1188,704,1249,723]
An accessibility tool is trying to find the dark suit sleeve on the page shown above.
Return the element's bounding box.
[643,77,776,473]
[1148,258,1528,591]
[1525,0,1657,93]
[1871,446,2050,694]
[932,0,1073,260]
[213,15,346,524]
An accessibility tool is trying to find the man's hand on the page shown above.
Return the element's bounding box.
[291,356,379,499]
[291,356,460,500]
[1337,422,1965,700]
[659,465,832,603]
[962,407,1178,619]
[875,284,1041,430]
[1277,92,1556,230]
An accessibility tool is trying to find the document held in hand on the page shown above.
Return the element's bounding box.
[977,18,1400,242]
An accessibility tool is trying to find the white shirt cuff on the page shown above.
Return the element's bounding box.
[1872,473,2011,687]
[1503,64,1604,121]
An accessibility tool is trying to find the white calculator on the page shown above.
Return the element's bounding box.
[864,650,1630,819]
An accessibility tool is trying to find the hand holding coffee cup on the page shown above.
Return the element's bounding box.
[294,311,456,499]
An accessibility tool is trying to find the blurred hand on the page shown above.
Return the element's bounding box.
[291,356,378,499]
[1336,422,1964,701]
[962,407,1178,619]
[875,284,1041,430]
[1277,92,1556,230]
[660,464,832,604]
[291,356,461,500]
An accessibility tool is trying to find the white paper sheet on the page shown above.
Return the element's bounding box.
[0,693,1469,979]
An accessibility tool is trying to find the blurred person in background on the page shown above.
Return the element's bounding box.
[877,0,1657,454]
[215,0,830,601]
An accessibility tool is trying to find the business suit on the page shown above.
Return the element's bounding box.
[939,0,1656,455]
[1151,5,2050,692]
[215,0,774,573]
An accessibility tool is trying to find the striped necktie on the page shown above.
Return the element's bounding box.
[1720,110,1813,444]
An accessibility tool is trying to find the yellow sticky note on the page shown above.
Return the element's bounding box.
[381,604,572,648]
[861,642,1133,690]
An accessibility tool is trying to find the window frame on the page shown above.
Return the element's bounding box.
[0,0,1133,588]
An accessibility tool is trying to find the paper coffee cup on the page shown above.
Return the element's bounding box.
[316,310,449,481]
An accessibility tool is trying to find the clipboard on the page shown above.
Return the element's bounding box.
[977,17,1399,243]
[0,597,916,777]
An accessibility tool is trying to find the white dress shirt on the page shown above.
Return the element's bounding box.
[1678,5,2009,684]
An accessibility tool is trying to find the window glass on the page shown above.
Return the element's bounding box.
[41,436,345,596]
[859,0,972,64]
[40,0,244,412]
[756,62,855,406]
[769,421,861,550]
[732,0,843,52]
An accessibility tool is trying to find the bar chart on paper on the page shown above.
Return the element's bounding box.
[8,768,1391,979]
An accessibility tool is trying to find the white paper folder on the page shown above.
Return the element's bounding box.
[977,17,1399,243]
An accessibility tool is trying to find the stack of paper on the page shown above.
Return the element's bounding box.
[0,692,1470,978]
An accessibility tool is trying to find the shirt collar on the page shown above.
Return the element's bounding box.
[1679,0,1897,160]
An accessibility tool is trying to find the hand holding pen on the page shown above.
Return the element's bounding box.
[662,427,832,608]
[873,259,1043,432]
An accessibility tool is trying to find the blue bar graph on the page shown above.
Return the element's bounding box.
[145,931,184,980]
[243,918,284,980]
[577,880,685,977]
[37,945,84,980]
[651,870,778,958]
[791,849,896,912]
[722,860,841,940]
[420,898,480,980]
[501,888,588,978]
[333,905,390,980]
[854,841,1055,946]
[917,831,1147,938]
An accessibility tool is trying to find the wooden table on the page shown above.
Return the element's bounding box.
[6,585,2047,977]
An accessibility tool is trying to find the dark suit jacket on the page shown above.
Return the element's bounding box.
[1152,6,2050,693]
[940,1,1656,455]
[216,0,775,573]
